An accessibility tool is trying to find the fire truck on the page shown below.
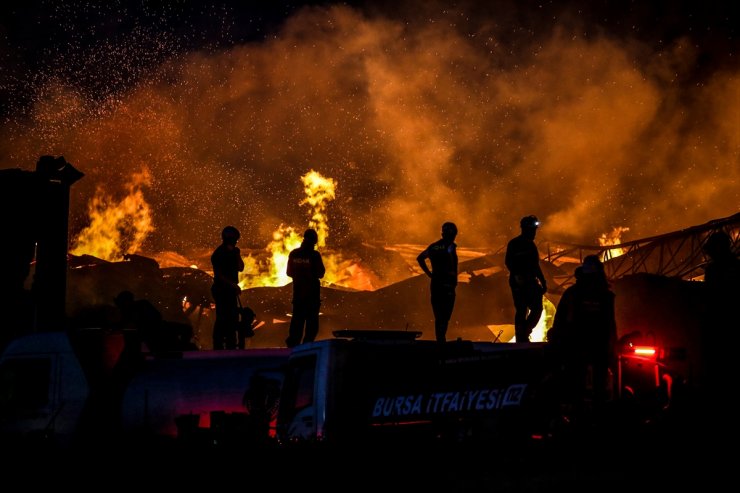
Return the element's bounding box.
[0,328,681,453]
[276,329,685,448]
[276,330,555,448]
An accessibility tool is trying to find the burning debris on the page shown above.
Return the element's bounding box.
[62,247,562,350]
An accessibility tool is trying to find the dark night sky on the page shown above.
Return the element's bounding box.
[0,1,737,258]
[2,2,735,102]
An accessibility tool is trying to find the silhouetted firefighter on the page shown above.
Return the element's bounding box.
[285,228,325,348]
[505,215,547,342]
[211,226,245,350]
[417,222,459,343]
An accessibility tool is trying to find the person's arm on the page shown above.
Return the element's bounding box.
[536,264,547,292]
[286,251,295,278]
[451,243,458,277]
[417,248,432,278]
[215,272,240,292]
[314,251,326,279]
[220,272,242,293]
[212,251,236,289]
[235,247,245,272]
[534,245,547,292]
[504,240,514,272]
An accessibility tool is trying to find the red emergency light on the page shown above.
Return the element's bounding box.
[630,346,657,358]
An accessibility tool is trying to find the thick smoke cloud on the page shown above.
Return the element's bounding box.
[0,1,737,257]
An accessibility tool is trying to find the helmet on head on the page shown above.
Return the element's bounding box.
[442,222,458,237]
[581,254,603,274]
[114,290,134,307]
[520,215,540,229]
[704,231,731,257]
[222,226,240,242]
[303,228,319,245]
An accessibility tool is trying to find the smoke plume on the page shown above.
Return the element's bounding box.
[1,1,737,257]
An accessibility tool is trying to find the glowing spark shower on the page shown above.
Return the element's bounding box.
[1,1,737,264]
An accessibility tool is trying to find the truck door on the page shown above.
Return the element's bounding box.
[277,353,318,443]
[0,340,89,448]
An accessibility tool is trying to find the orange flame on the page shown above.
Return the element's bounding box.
[70,168,154,261]
[238,169,346,289]
[240,225,303,288]
[71,166,376,291]
[598,226,630,259]
[237,170,375,291]
[300,169,336,248]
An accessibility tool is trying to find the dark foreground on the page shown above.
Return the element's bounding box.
[6,404,726,492]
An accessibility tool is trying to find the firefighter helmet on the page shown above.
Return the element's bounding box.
[221,226,240,242]
[520,215,540,229]
[303,228,319,245]
[703,231,731,258]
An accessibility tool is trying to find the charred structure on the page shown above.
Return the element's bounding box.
[0,157,83,348]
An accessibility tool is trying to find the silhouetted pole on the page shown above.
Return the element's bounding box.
[32,156,84,331]
[0,168,38,346]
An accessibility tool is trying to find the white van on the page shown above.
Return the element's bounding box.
[0,329,290,451]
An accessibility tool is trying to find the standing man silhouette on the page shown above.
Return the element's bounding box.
[547,255,617,416]
[285,228,326,348]
[505,215,547,342]
[417,222,459,343]
[211,226,245,349]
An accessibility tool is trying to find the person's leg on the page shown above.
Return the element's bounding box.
[563,354,589,421]
[212,302,225,350]
[303,301,320,343]
[438,290,456,343]
[236,327,245,350]
[512,288,529,342]
[517,285,542,341]
[212,323,223,349]
[432,286,454,343]
[212,286,238,350]
[591,355,610,412]
[433,317,447,343]
[224,297,239,350]
[286,302,306,348]
[224,330,237,349]
[211,286,221,349]
[525,295,543,333]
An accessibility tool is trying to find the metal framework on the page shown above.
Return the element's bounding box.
[544,212,740,290]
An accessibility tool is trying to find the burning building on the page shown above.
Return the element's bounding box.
[0,2,738,387]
